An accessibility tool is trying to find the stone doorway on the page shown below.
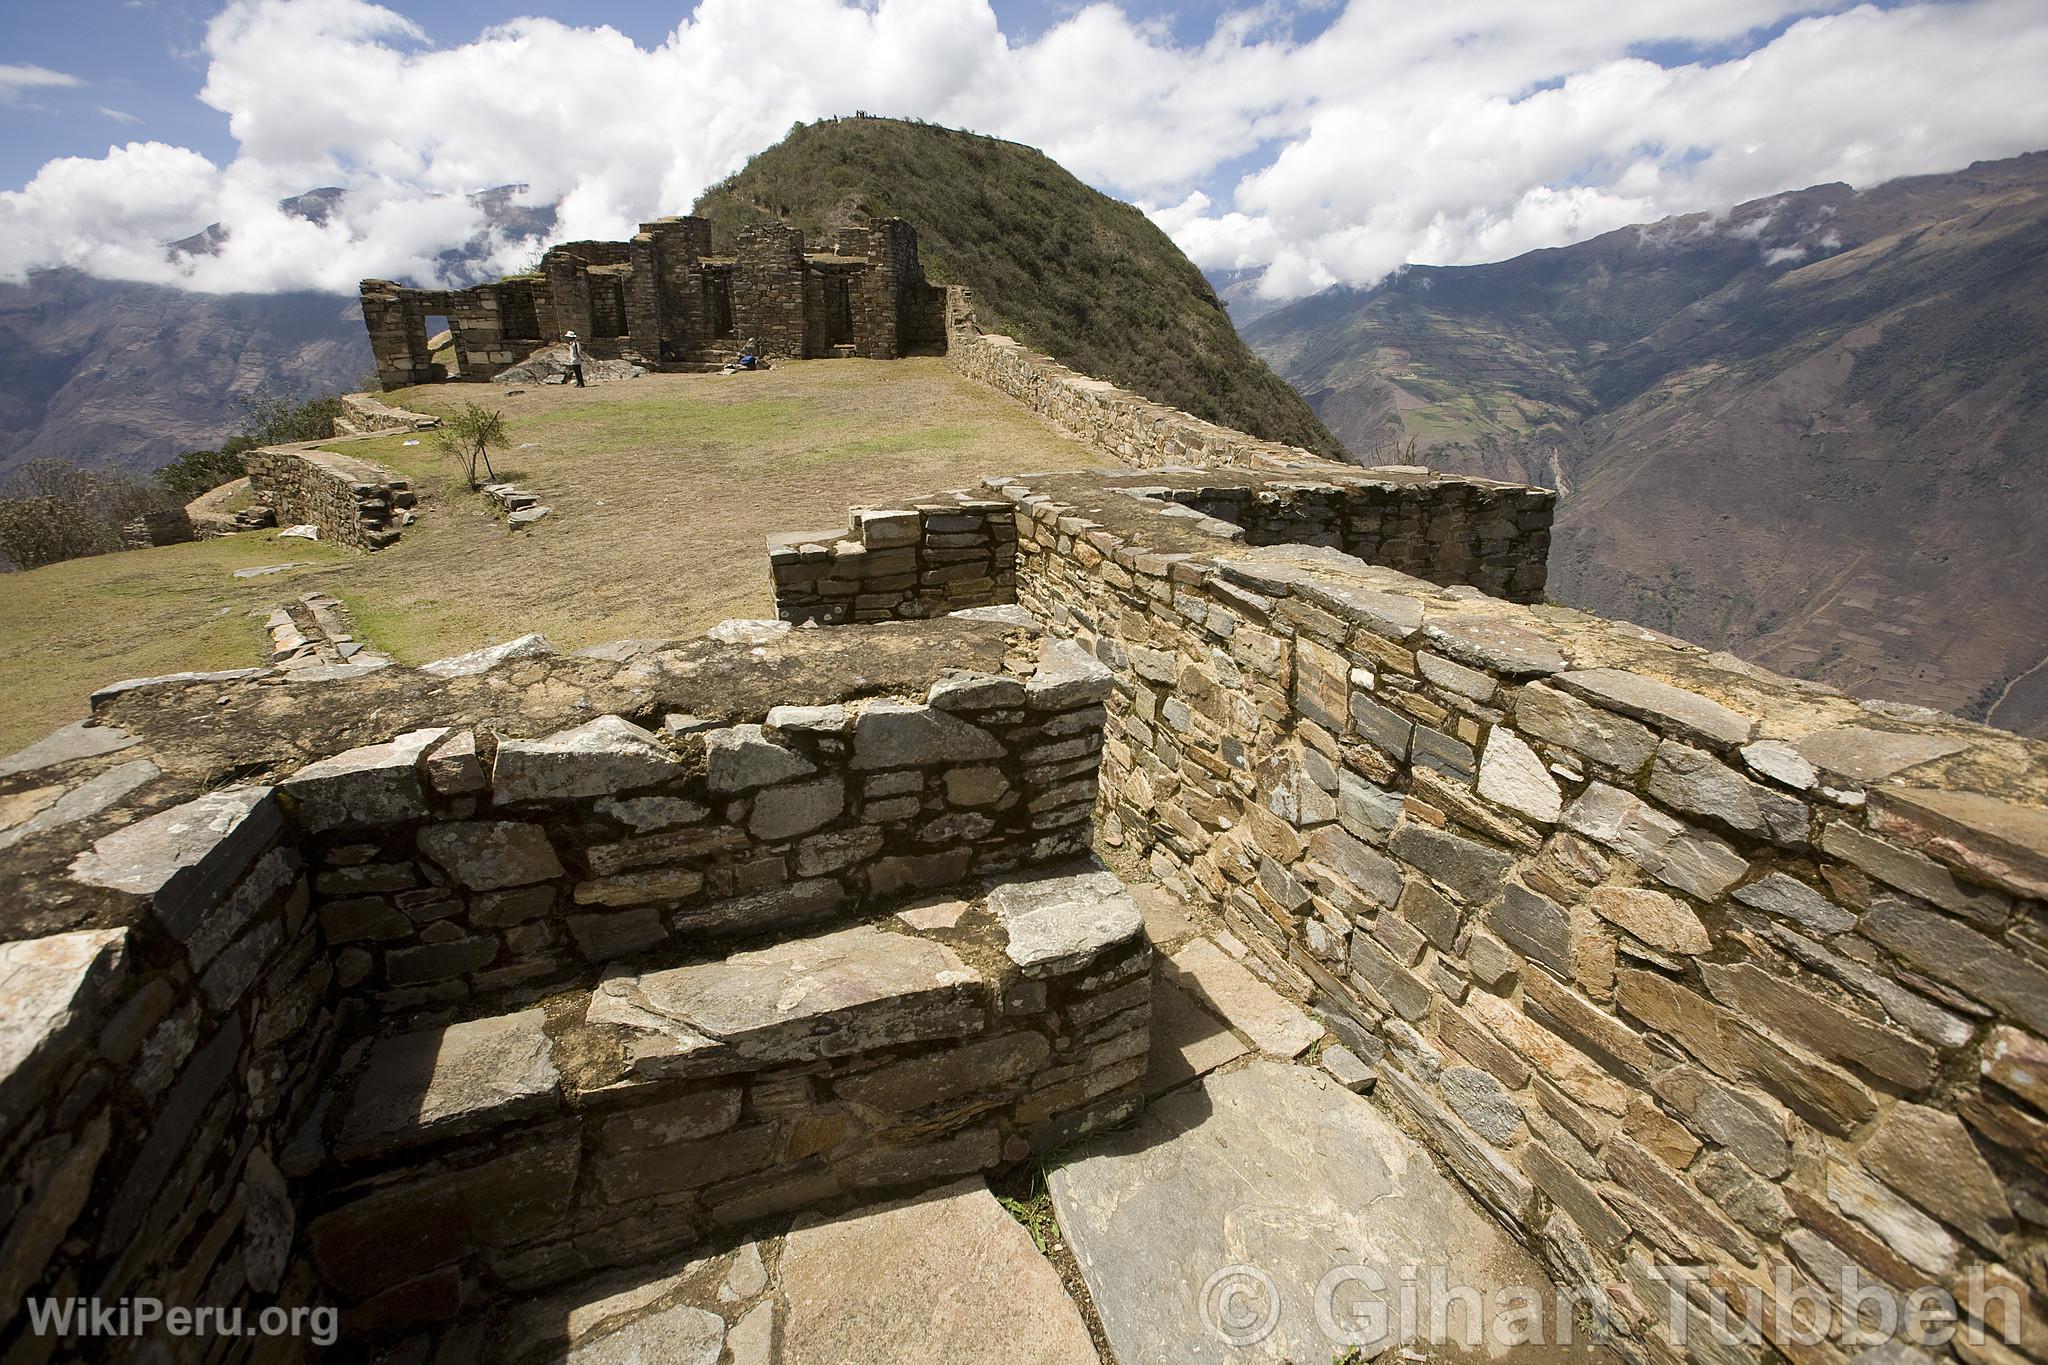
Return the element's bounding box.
[824,273,855,347]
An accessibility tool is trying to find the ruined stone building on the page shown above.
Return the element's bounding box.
[358,217,948,389]
[8,288,2048,1364]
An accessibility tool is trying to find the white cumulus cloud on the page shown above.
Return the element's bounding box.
[1,0,2045,299]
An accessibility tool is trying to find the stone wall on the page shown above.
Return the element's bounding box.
[120,507,196,550]
[332,393,443,439]
[768,491,1019,624]
[3,792,342,1359]
[995,465,2048,1363]
[283,631,1109,1009]
[944,286,1337,472]
[361,215,948,383]
[0,614,1148,1360]
[245,444,415,552]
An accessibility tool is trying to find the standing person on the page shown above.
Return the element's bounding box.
[564,330,585,387]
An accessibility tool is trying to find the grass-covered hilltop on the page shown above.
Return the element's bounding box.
[693,116,1345,460]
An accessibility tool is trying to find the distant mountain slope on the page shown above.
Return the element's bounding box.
[1244,153,2048,735]
[0,185,552,478]
[0,270,370,475]
[693,117,1343,459]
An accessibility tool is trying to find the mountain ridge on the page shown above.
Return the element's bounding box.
[1243,152,2048,734]
[691,117,1343,459]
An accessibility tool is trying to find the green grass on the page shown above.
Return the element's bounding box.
[0,358,1111,751]
[0,535,351,750]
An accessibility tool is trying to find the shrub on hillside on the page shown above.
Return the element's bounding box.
[0,497,121,569]
[157,448,250,499]
[154,388,347,499]
[0,460,182,571]
[437,403,508,489]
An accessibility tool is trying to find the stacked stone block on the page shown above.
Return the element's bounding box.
[990,465,2048,1364]
[245,444,415,552]
[296,865,1147,1332]
[768,491,1020,624]
[281,636,1109,1008]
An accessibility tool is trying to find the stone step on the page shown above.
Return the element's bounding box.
[371,1176,1097,1365]
[294,861,1153,1338]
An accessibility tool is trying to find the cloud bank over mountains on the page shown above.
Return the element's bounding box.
[4,0,2046,300]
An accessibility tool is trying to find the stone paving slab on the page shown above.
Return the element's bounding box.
[1165,938,1321,1058]
[1048,1060,1616,1364]
[587,923,985,1080]
[0,721,138,779]
[338,1008,561,1161]
[423,1176,1094,1365]
[1143,965,1249,1098]
[779,1177,1097,1364]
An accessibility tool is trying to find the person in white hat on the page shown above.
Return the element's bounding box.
[564,330,584,387]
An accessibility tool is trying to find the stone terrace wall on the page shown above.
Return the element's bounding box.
[944,285,1338,472]
[1060,467,1550,604]
[768,491,1019,624]
[996,467,2048,1363]
[0,614,1144,1359]
[284,632,1109,1008]
[246,443,416,551]
[296,867,1147,1333]
[2,791,340,1361]
[332,393,442,438]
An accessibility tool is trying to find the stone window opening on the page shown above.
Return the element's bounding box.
[590,274,630,339]
[500,290,541,342]
[422,313,459,378]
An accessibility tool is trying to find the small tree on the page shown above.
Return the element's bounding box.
[437,403,508,489]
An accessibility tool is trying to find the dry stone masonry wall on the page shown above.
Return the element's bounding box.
[244,444,416,551]
[283,634,1113,1009]
[360,216,948,387]
[0,613,1147,1360]
[331,393,442,439]
[768,491,1019,624]
[992,465,2048,1365]
[944,286,1341,472]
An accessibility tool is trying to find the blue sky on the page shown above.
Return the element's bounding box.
[3,0,2044,298]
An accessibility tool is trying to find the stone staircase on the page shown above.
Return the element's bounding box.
[293,863,1149,1350]
[263,591,395,675]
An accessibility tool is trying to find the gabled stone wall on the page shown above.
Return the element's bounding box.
[993,465,2048,1363]
[360,216,948,384]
